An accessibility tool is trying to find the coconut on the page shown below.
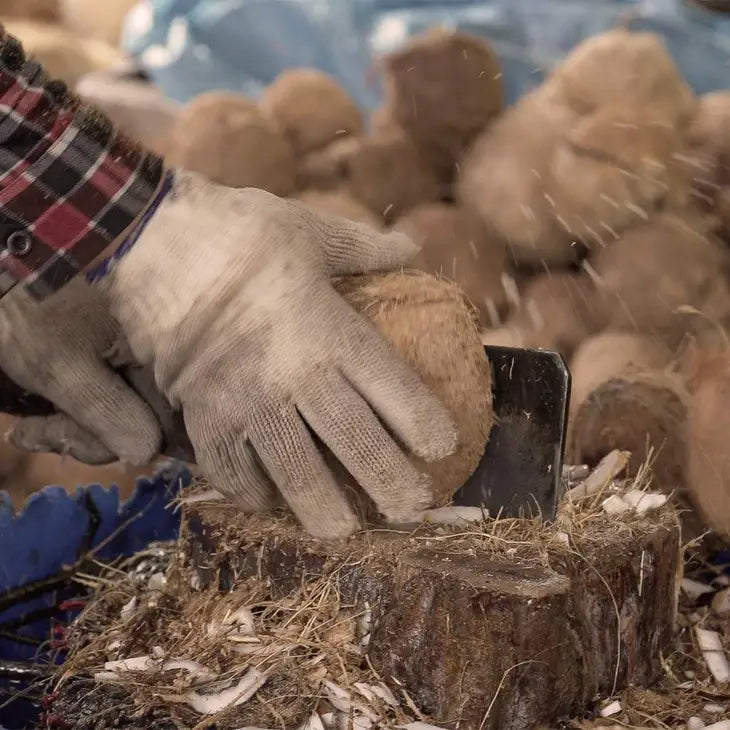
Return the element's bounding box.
[457,84,583,267]
[482,271,599,359]
[260,68,363,157]
[0,19,123,86]
[346,130,441,224]
[458,29,696,268]
[333,270,493,509]
[296,136,361,190]
[166,91,297,195]
[293,189,383,230]
[567,332,687,493]
[394,203,509,326]
[589,211,730,347]
[378,27,503,183]
[0,0,58,21]
[684,345,730,539]
[681,92,730,241]
[59,0,138,47]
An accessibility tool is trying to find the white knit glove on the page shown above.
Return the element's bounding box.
[99,170,457,538]
[0,279,162,465]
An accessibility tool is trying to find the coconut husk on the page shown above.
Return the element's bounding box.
[457,83,583,267]
[0,18,123,86]
[589,211,730,348]
[59,0,137,47]
[567,332,688,497]
[293,189,383,230]
[393,202,509,326]
[260,68,363,156]
[378,27,503,184]
[296,136,361,190]
[685,344,730,539]
[0,0,58,21]
[166,91,297,195]
[680,91,730,242]
[550,28,696,120]
[482,271,600,359]
[457,29,696,268]
[345,130,441,224]
[333,270,493,509]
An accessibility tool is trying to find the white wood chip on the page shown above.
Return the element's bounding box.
[687,717,705,730]
[705,722,730,730]
[185,668,267,715]
[599,700,622,717]
[177,489,225,506]
[712,587,730,616]
[567,450,630,500]
[695,628,730,684]
[422,506,486,524]
[681,579,715,598]
[120,596,137,620]
[299,713,327,730]
[602,495,630,515]
[398,723,451,730]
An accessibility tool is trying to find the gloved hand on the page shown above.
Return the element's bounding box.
[99,170,458,539]
[0,279,162,465]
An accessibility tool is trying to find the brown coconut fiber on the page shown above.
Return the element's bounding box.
[296,135,361,190]
[260,68,363,156]
[378,27,503,183]
[567,332,688,494]
[166,91,297,195]
[394,202,509,326]
[293,189,383,230]
[590,211,730,348]
[333,270,493,509]
[0,0,58,20]
[0,18,123,86]
[685,344,730,539]
[345,130,441,224]
[482,271,600,359]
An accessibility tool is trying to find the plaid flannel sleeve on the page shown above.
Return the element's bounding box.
[0,23,166,301]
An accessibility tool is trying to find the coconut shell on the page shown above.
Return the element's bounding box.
[346,130,441,224]
[0,0,58,21]
[567,332,687,492]
[590,212,730,347]
[681,92,730,240]
[166,92,297,195]
[550,28,696,121]
[59,0,137,46]
[293,189,383,230]
[379,27,503,183]
[296,136,361,190]
[0,19,123,86]
[333,270,494,509]
[482,271,600,359]
[260,68,363,156]
[684,347,730,539]
[458,29,696,268]
[457,84,583,267]
[394,203,509,326]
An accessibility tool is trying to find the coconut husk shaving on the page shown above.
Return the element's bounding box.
[43,449,728,730]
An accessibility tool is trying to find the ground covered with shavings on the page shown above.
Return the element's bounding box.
[45,452,729,730]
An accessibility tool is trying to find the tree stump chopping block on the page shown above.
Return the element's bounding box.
[182,503,681,730]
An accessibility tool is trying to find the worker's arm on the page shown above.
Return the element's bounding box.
[0,25,456,538]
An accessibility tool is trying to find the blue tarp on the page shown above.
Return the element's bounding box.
[123,0,730,109]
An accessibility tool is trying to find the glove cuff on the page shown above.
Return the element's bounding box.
[0,23,165,302]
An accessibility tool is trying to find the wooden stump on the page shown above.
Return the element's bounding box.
[181,501,681,730]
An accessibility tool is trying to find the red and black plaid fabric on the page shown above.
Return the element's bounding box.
[0,24,165,300]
